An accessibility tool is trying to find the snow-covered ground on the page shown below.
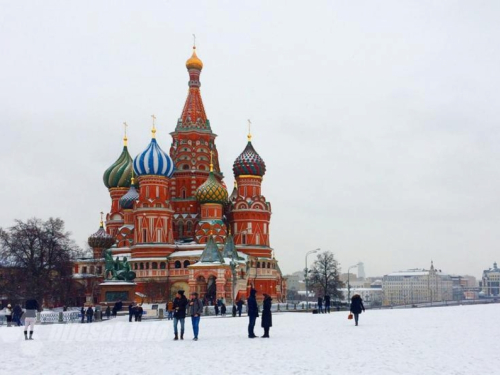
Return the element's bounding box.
[1,303,498,375]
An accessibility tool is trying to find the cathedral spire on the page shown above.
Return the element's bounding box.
[177,44,210,132]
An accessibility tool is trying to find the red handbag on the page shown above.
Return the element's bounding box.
[348,313,353,320]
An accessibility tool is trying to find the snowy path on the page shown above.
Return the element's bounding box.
[1,304,498,375]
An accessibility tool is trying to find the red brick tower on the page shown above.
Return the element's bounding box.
[230,131,272,258]
[169,46,223,241]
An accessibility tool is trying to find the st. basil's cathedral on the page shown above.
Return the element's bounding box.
[73,46,286,305]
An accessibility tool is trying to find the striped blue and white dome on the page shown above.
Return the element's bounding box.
[133,138,174,178]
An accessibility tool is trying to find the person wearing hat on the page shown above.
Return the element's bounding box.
[247,288,259,338]
[5,304,13,327]
[349,294,365,326]
[173,290,188,340]
[188,292,203,341]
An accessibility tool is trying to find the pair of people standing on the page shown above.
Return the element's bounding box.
[172,290,203,341]
[247,288,272,338]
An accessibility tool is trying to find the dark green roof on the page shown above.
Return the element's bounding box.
[199,236,225,264]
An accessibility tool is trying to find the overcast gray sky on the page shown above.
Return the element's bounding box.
[1,1,499,278]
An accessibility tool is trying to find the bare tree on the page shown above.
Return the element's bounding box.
[0,218,83,305]
[309,251,344,300]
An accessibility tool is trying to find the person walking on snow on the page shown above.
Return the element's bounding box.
[188,292,203,341]
[105,306,111,320]
[128,303,134,322]
[13,304,23,326]
[24,298,39,340]
[261,293,272,338]
[173,290,188,340]
[247,288,259,338]
[80,306,85,323]
[350,294,365,326]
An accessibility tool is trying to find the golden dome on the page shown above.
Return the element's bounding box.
[186,47,203,70]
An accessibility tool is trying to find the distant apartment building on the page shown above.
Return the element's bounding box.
[382,262,453,306]
[481,262,500,297]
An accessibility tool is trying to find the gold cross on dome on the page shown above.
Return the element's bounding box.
[123,122,128,145]
[100,211,104,226]
[209,150,214,172]
[247,119,252,141]
[151,114,157,138]
[193,33,196,48]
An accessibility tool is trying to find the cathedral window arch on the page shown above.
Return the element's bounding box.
[152,262,158,269]
[178,222,184,237]
[134,263,138,270]
[143,228,147,242]
[242,234,246,245]
[140,263,144,270]
[267,263,271,269]
[182,164,190,170]
[146,262,150,270]
[160,262,166,269]
[183,260,190,268]
[175,261,182,269]
[187,222,193,232]
[257,262,260,268]
[181,188,187,199]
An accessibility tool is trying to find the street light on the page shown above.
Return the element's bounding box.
[347,263,361,303]
[305,248,320,310]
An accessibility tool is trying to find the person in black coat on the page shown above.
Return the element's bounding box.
[349,294,365,326]
[318,296,324,313]
[105,306,111,320]
[80,306,85,323]
[261,293,272,338]
[86,306,94,323]
[236,299,244,317]
[173,290,189,340]
[247,288,259,338]
[128,303,134,322]
[324,295,331,314]
[220,303,227,317]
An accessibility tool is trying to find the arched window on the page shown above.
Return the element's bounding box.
[134,263,138,270]
[183,260,190,268]
[82,266,87,274]
[187,222,192,232]
[90,266,95,274]
[182,164,190,170]
[160,262,166,269]
[267,263,271,269]
[143,228,147,242]
[182,189,187,199]
[152,262,158,269]
[140,263,144,270]
[146,262,150,270]
[242,234,246,245]
[175,261,181,269]
[178,222,184,237]
[257,262,260,268]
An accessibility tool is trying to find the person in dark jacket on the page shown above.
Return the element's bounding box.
[188,292,203,341]
[324,295,331,314]
[128,303,134,322]
[318,296,324,314]
[86,306,94,323]
[261,293,272,338]
[247,288,259,338]
[236,299,244,317]
[350,294,365,326]
[173,290,189,340]
[214,303,219,316]
[136,304,143,322]
[13,304,23,326]
[220,303,227,317]
[81,306,85,323]
[105,306,111,320]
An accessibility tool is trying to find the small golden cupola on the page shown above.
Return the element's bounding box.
[186,46,203,70]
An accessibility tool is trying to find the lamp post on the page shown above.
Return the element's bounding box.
[305,248,320,310]
[347,263,361,304]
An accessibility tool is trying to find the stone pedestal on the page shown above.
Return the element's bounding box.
[99,281,136,305]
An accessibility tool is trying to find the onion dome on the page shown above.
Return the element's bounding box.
[88,221,115,249]
[103,136,133,188]
[119,174,139,209]
[196,157,228,204]
[133,124,174,178]
[233,134,266,178]
[186,46,203,70]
